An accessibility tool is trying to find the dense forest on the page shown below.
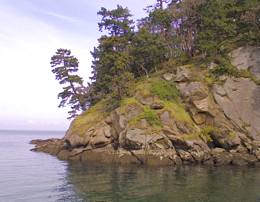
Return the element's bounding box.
[50,0,260,119]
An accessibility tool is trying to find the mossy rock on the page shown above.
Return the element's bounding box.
[68,100,109,137]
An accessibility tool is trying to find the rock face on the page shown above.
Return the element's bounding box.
[31,46,260,167]
[230,46,260,79]
[213,78,260,140]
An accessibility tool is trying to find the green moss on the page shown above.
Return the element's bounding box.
[120,97,144,115]
[163,101,193,124]
[130,106,162,127]
[204,73,217,87]
[70,100,108,136]
[135,77,180,101]
[120,97,140,107]
[180,126,218,142]
[135,79,151,98]
[227,131,236,140]
[199,126,217,142]
[150,79,179,101]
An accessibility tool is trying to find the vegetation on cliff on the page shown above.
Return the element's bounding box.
[50,0,259,118]
[31,0,260,166]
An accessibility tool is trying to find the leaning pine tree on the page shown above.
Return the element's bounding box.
[50,48,87,119]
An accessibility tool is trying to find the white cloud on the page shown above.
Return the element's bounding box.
[38,10,82,25]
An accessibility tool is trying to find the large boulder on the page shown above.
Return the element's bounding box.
[65,121,112,148]
[213,78,260,140]
[178,82,208,101]
[230,46,260,79]
[174,66,192,82]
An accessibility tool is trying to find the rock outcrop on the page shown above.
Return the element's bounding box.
[31,46,260,167]
[230,46,260,79]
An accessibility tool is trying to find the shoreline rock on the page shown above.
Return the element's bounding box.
[31,137,260,167]
[31,46,260,167]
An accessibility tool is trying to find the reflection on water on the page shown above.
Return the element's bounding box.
[0,130,260,202]
[67,162,260,202]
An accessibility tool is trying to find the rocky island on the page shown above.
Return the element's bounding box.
[32,46,260,167]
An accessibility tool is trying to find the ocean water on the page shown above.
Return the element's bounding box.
[0,130,260,202]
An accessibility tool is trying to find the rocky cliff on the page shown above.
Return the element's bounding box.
[32,46,260,166]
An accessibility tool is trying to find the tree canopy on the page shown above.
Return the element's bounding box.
[51,0,260,117]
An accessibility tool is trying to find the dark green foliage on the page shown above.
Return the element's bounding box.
[197,0,260,56]
[50,49,87,119]
[98,5,134,37]
[236,0,260,44]
[130,28,167,77]
[50,1,260,116]
[90,6,134,104]
[148,8,172,36]
[196,0,238,55]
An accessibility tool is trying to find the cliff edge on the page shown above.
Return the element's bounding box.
[32,46,260,166]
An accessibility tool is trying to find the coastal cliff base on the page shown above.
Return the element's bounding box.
[31,46,260,167]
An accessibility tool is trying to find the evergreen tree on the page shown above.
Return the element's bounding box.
[196,0,237,56]
[90,6,134,103]
[98,5,134,37]
[169,0,205,57]
[234,0,260,44]
[50,49,87,119]
[140,1,172,37]
[131,28,167,77]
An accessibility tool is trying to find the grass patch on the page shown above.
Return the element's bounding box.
[135,77,180,101]
[199,126,217,142]
[180,126,217,142]
[150,79,179,101]
[69,99,108,136]
[227,131,236,140]
[129,106,162,127]
[135,79,151,98]
[120,97,140,107]
[204,73,217,87]
[163,101,193,124]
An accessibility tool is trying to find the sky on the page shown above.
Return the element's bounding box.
[0,0,154,131]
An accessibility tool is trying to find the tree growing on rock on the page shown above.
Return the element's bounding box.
[50,48,87,119]
[90,5,135,104]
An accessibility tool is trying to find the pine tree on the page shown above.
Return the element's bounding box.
[131,28,167,77]
[50,49,87,119]
[90,6,134,103]
[98,5,134,37]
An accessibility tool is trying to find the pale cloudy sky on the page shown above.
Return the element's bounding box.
[0,0,154,131]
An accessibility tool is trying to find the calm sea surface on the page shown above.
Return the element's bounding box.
[0,130,260,202]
